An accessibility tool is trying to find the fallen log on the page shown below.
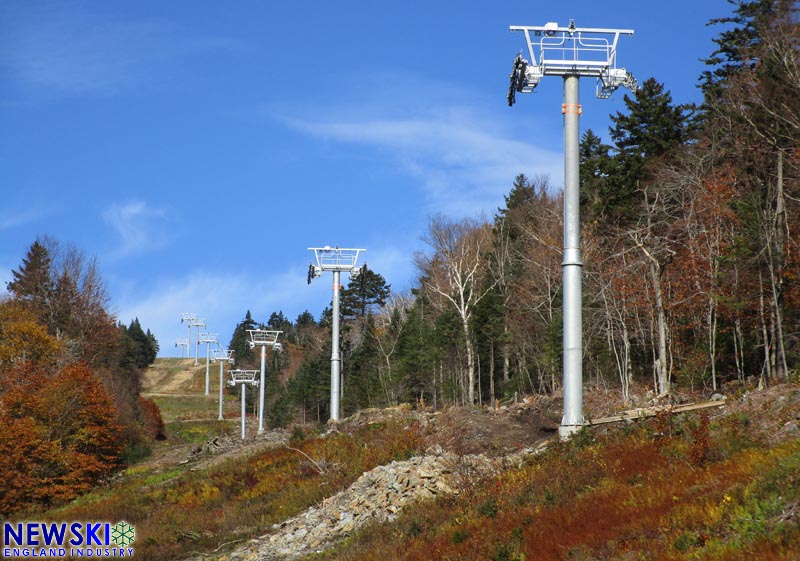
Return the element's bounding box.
[586,400,726,426]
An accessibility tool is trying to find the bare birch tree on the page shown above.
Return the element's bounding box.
[415,215,496,404]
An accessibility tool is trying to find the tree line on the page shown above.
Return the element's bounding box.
[251,0,799,422]
[0,237,163,515]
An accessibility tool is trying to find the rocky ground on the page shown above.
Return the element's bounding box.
[165,376,800,561]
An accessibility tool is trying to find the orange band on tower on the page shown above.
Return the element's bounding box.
[561,103,583,115]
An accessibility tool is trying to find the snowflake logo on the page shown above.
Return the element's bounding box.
[110,521,136,547]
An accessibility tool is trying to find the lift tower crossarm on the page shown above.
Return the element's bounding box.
[508,21,636,100]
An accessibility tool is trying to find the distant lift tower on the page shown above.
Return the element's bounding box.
[190,317,206,365]
[181,313,207,365]
[228,369,259,440]
[180,313,196,360]
[175,338,189,358]
[212,348,235,421]
[247,329,283,434]
[508,20,636,439]
[307,246,366,422]
[200,332,219,395]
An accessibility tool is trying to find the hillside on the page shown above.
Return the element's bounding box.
[26,359,800,561]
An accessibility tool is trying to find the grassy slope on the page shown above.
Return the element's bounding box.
[21,359,800,561]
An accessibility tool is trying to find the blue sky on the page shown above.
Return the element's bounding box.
[1,0,732,357]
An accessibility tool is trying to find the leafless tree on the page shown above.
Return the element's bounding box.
[415,215,496,404]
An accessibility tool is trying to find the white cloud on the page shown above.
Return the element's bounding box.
[114,265,335,357]
[282,106,562,218]
[113,240,424,358]
[0,207,46,230]
[102,201,168,260]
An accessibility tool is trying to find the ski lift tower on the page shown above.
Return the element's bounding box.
[190,317,206,365]
[200,332,219,395]
[507,20,636,440]
[227,369,259,440]
[248,329,283,434]
[212,348,235,421]
[175,338,189,358]
[307,246,366,422]
[180,313,196,360]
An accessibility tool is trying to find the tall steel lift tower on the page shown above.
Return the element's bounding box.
[508,20,636,439]
[200,332,219,395]
[307,246,366,422]
[247,329,283,434]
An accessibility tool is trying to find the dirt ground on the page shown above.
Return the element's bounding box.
[137,359,800,474]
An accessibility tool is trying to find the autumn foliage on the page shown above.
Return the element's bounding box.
[0,238,161,514]
[0,363,122,514]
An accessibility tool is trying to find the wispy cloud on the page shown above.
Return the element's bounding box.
[102,201,168,260]
[0,207,46,230]
[277,75,563,217]
[0,3,235,97]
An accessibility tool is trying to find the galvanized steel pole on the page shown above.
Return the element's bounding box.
[218,361,225,421]
[240,384,246,440]
[330,270,342,421]
[204,342,210,395]
[258,344,266,433]
[560,74,584,439]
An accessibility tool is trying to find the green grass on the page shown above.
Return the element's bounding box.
[150,393,239,422]
[165,419,236,444]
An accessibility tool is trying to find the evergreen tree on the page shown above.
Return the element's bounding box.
[266,310,294,342]
[7,240,53,321]
[319,306,333,329]
[579,129,615,225]
[500,173,536,216]
[603,77,698,226]
[287,342,331,423]
[145,329,159,363]
[292,310,318,346]
[267,311,292,332]
[700,0,781,100]
[228,310,257,367]
[295,310,316,328]
[340,267,391,319]
[124,318,158,369]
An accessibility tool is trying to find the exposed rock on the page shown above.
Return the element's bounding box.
[192,451,500,561]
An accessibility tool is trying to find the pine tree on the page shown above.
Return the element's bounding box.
[228,310,257,367]
[267,311,290,331]
[7,240,54,321]
[604,77,698,226]
[145,329,159,364]
[295,310,316,328]
[125,318,157,369]
[579,129,616,225]
[700,0,781,100]
[340,267,391,320]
